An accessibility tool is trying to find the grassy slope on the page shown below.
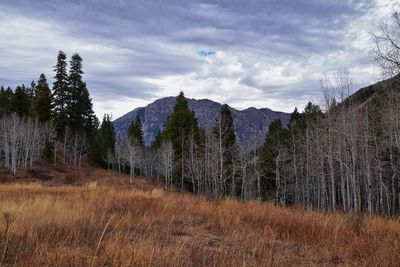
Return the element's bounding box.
[0,168,399,266]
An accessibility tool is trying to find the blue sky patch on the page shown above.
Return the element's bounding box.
[198,50,216,57]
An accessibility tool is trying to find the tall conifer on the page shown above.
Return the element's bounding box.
[163,92,202,187]
[127,113,144,146]
[52,51,69,137]
[11,85,29,117]
[32,74,52,123]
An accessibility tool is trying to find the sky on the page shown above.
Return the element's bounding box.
[0,0,399,119]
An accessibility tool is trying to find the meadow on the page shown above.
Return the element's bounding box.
[0,168,399,266]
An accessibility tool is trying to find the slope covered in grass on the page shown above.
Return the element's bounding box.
[0,169,399,266]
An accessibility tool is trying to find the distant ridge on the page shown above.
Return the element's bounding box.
[113,97,290,148]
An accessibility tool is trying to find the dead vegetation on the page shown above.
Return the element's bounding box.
[0,168,399,266]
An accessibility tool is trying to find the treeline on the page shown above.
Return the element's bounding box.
[99,73,400,216]
[0,51,98,174]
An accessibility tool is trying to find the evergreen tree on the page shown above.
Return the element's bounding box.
[1,87,13,114]
[26,81,35,116]
[90,114,115,167]
[67,53,97,135]
[151,130,163,149]
[127,113,144,146]
[100,114,115,154]
[79,85,98,136]
[0,86,5,117]
[51,51,98,166]
[11,85,29,117]
[31,74,52,123]
[289,107,301,126]
[28,80,36,98]
[260,119,289,201]
[163,91,202,187]
[287,107,306,205]
[52,51,69,137]
[0,86,6,111]
[214,104,236,149]
[304,101,322,120]
[67,53,83,132]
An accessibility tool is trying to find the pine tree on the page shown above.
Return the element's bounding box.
[90,114,115,167]
[1,87,13,114]
[67,53,97,135]
[0,86,5,117]
[28,81,36,98]
[79,85,97,136]
[214,104,236,147]
[163,91,202,188]
[287,107,306,205]
[260,119,289,201]
[31,74,52,123]
[304,101,322,120]
[52,51,69,137]
[289,107,301,126]
[151,130,163,149]
[100,114,115,154]
[11,85,29,117]
[26,81,35,116]
[67,53,83,132]
[127,113,144,146]
[0,86,6,110]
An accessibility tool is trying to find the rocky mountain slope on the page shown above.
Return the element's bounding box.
[113,97,290,148]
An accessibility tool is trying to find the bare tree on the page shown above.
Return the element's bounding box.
[372,11,400,77]
[124,138,140,184]
[159,140,174,190]
[0,114,52,176]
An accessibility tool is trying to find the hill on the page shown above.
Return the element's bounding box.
[344,74,400,107]
[0,168,399,266]
[113,97,290,148]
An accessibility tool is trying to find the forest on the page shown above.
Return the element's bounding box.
[1,12,400,217]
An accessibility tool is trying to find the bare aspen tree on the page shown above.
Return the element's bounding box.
[115,136,124,174]
[63,128,71,164]
[0,114,51,176]
[159,140,174,190]
[124,138,140,184]
[143,148,158,182]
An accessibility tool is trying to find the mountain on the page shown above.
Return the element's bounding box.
[113,97,290,148]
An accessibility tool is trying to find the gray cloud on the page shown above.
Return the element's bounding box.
[0,0,395,117]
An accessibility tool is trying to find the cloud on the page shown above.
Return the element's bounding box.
[0,0,396,117]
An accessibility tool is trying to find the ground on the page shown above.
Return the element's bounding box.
[0,166,399,266]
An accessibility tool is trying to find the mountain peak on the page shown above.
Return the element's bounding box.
[113,97,290,147]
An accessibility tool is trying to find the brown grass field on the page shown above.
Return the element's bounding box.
[0,167,400,266]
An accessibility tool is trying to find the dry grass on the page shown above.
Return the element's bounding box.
[0,169,399,266]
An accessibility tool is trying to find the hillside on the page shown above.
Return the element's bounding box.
[0,169,399,266]
[344,74,400,107]
[113,97,290,147]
